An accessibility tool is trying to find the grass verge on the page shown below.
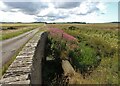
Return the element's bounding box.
[0,27,36,40]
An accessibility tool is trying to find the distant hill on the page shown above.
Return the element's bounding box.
[110,22,120,23]
[46,22,86,24]
[0,22,46,24]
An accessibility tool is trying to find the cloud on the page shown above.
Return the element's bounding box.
[53,12,103,23]
[0,1,7,10]
[53,2,80,9]
[69,1,99,15]
[36,15,68,22]
[36,3,69,21]
[0,10,36,22]
[0,0,108,22]
[96,2,106,13]
[3,1,48,15]
[51,0,83,9]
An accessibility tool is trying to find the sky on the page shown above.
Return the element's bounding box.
[0,0,119,23]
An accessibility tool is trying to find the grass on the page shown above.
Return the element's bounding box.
[86,54,118,84]
[46,28,100,84]
[0,68,2,78]
[0,23,43,40]
[47,23,118,84]
[1,28,33,40]
[0,23,43,27]
[0,26,43,40]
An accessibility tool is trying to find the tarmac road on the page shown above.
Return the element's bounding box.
[0,28,39,69]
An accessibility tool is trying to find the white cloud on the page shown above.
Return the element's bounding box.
[37,3,56,17]
[0,11,36,22]
[0,1,7,10]
[0,0,116,23]
[69,1,106,15]
[53,12,103,23]
[96,2,106,13]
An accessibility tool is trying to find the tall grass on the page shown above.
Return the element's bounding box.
[0,27,36,40]
[0,23,43,40]
[47,24,118,84]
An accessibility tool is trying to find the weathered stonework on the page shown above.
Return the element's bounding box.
[30,32,48,85]
[0,31,76,85]
[0,31,44,85]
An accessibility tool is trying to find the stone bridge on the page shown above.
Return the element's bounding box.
[0,31,76,85]
[0,31,48,85]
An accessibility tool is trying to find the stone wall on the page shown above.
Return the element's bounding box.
[0,31,48,85]
[30,32,48,85]
[0,31,76,85]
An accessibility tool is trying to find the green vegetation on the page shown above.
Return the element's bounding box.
[0,23,42,27]
[1,27,33,40]
[0,23,43,40]
[69,42,99,73]
[47,23,118,84]
[43,28,78,85]
[1,23,118,84]
[0,69,2,78]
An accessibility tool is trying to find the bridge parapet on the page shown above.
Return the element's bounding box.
[0,31,76,85]
[0,31,48,85]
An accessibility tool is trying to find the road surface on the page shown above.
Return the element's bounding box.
[0,28,39,69]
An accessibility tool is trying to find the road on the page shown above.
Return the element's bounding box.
[0,28,39,69]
